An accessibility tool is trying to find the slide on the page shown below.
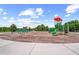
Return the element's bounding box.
[49,28,58,36]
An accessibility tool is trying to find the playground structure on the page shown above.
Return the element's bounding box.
[16,29,30,33]
[49,16,63,36]
[15,16,64,36]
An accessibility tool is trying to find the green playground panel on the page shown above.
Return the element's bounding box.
[49,28,58,36]
[16,29,29,32]
[55,22,63,31]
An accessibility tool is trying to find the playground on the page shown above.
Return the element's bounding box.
[0,16,79,43]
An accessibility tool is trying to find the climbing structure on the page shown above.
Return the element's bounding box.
[49,16,63,36]
[54,16,63,31]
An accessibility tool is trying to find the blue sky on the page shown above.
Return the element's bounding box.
[0,4,79,28]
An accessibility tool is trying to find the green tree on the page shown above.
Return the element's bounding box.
[10,24,17,32]
[35,24,49,31]
[28,27,31,31]
[23,26,28,30]
[64,20,79,32]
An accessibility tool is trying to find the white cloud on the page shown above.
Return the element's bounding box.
[3,12,7,15]
[19,8,44,18]
[8,20,15,23]
[65,4,79,17]
[16,18,41,28]
[54,14,59,17]
[3,17,7,20]
[65,14,71,17]
[17,18,32,24]
[17,18,41,24]
[36,8,43,16]
[66,4,79,14]
[10,17,14,20]
[19,9,33,16]
[4,16,15,23]
[0,8,7,16]
[0,8,3,15]
[0,8,3,12]
[3,16,15,20]
[31,15,39,18]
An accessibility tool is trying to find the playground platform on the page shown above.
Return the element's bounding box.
[0,39,79,55]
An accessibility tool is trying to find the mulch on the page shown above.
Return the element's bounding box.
[0,31,79,43]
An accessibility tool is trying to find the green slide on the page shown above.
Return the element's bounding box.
[49,28,58,36]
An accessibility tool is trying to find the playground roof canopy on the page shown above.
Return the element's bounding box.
[54,16,62,22]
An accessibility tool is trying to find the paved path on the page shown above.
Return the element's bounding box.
[0,39,79,55]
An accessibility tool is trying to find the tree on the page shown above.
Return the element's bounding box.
[23,26,28,30]
[45,26,49,31]
[0,27,11,32]
[3,27,6,32]
[10,24,17,32]
[0,27,2,32]
[28,27,31,31]
[63,20,79,32]
[35,24,49,31]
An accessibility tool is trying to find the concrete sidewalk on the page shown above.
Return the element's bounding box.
[0,39,79,55]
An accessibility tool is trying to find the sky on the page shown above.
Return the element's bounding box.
[0,4,79,28]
